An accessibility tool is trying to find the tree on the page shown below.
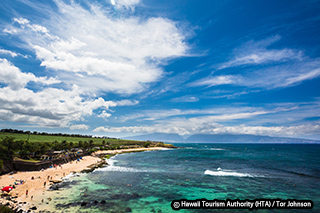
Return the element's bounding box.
[0,137,15,160]
[69,142,74,149]
[78,141,83,148]
[0,159,3,170]
[89,140,93,148]
[83,141,89,149]
[143,142,150,148]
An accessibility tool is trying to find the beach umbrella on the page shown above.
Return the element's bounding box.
[1,186,13,193]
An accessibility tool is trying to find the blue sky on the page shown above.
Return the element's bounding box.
[0,0,320,140]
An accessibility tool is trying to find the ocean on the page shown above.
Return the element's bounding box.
[40,143,320,212]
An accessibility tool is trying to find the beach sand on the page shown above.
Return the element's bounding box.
[1,155,102,212]
[0,147,167,212]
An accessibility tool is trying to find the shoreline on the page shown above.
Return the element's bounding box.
[0,147,169,212]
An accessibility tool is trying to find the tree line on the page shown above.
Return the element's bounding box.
[0,128,116,139]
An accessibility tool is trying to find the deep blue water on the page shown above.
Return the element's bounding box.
[45,143,320,212]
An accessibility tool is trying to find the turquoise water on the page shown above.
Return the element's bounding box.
[45,143,320,212]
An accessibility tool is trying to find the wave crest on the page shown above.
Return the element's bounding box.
[204,169,256,177]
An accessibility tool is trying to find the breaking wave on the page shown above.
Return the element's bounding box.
[204,168,260,177]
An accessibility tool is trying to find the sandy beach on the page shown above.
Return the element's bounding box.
[0,147,168,212]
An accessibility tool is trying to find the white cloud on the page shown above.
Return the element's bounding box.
[98,109,271,134]
[191,75,236,87]
[70,124,89,130]
[0,85,117,127]
[195,36,320,89]
[0,58,121,127]
[284,68,320,87]
[94,103,320,137]
[93,121,320,138]
[6,1,188,94]
[219,35,303,69]
[118,107,266,122]
[110,0,140,11]
[0,58,60,90]
[98,110,112,120]
[0,0,190,130]
[0,49,18,57]
[0,49,29,58]
[171,95,199,102]
[116,99,139,106]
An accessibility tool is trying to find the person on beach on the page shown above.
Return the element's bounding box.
[26,190,28,197]
[44,181,46,187]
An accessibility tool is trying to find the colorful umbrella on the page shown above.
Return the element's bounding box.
[1,186,13,193]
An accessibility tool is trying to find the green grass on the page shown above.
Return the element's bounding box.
[0,132,145,146]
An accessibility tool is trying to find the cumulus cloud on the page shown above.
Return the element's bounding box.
[70,124,89,130]
[0,85,117,127]
[0,59,130,128]
[0,58,60,90]
[98,110,112,120]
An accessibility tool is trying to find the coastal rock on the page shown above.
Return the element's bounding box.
[49,185,60,190]
[80,201,87,206]
[30,206,37,210]
[100,200,106,204]
[49,179,62,184]
[56,202,80,208]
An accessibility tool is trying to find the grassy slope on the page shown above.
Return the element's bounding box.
[0,132,144,146]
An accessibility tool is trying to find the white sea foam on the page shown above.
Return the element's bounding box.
[96,164,148,172]
[210,148,226,151]
[95,156,149,173]
[185,147,195,149]
[204,169,256,177]
[61,172,83,182]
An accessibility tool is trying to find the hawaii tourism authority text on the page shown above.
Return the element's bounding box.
[171,199,313,210]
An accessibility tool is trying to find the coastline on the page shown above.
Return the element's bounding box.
[0,147,168,212]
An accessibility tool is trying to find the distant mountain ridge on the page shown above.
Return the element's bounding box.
[123,133,320,143]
